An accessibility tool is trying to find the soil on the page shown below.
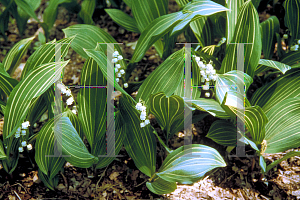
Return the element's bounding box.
[0,0,299,199]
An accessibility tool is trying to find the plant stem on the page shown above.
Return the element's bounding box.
[152,129,172,154]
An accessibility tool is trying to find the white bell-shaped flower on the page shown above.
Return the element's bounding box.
[66,97,74,105]
[21,141,27,147]
[113,51,119,57]
[18,147,24,153]
[27,144,33,150]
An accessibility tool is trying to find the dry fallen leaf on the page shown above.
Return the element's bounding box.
[109,171,120,181]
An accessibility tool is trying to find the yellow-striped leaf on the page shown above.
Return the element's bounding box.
[183,0,229,16]
[244,106,268,144]
[38,168,59,191]
[130,11,188,63]
[105,9,140,33]
[83,49,130,98]
[21,37,74,80]
[280,51,300,66]
[2,61,69,173]
[250,68,300,114]
[157,144,226,184]
[255,59,291,75]
[146,174,177,195]
[54,117,99,168]
[135,48,185,106]
[190,17,214,47]
[77,54,107,150]
[283,0,300,43]
[0,63,18,96]
[119,94,156,177]
[215,70,253,104]
[260,16,280,59]
[264,97,300,153]
[186,98,231,119]
[65,109,84,139]
[3,36,34,76]
[225,0,246,43]
[149,92,184,140]
[221,91,267,144]
[174,0,190,8]
[206,120,238,146]
[220,0,261,78]
[95,110,124,169]
[63,24,125,65]
[35,118,65,179]
[0,139,6,160]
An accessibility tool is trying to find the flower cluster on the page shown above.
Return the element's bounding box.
[193,56,217,98]
[112,50,129,88]
[18,141,32,152]
[290,40,300,51]
[15,121,30,138]
[57,83,77,114]
[135,99,150,128]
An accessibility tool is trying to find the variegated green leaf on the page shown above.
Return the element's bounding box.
[21,37,74,80]
[191,56,202,99]
[149,92,184,140]
[63,24,125,66]
[3,36,34,76]
[78,0,95,25]
[105,9,140,33]
[95,110,124,169]
[2,61,69,173]
[215,70,253,104]
[157,144,226,184]
[136,48,184,106]
[0,139,7,160]
[130,11,187,63]
[185,98,231,119]
[38,168,59,191]
[264,97,300,154]
[83,49,131,98]
[265,151,300,173]
[280,51,300,66]
[255,59,291,75]
[221,91,267,144]
[174,0,190,8]
[64,109,84,139]
[183,0,229,16]
[54,117,98,168]
[119,95,156,177]
[220,0,261,78]
[77,53,106,150]
[250,68,300,114]
[146,174,177,195]
[0,63,18,96]
[206,120,238,146]
[14,0,39,22]
[283,0,300,43]
[244,106,268,144]
[260,16,280,59]
[132,0,168,32]
[190,17,214,47]
[225,0,246,43]
[35,118,65,179]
